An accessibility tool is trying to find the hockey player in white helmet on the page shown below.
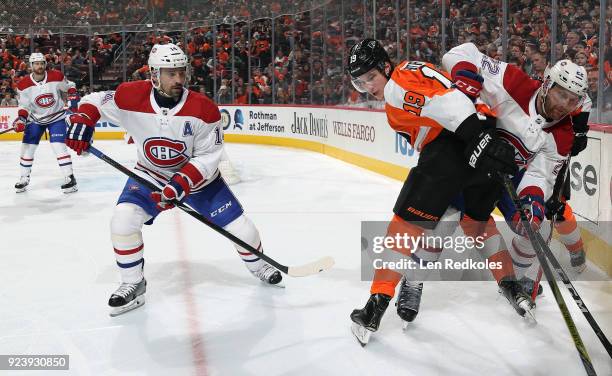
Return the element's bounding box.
[65,43,282,316]
[13,52,80,193]
[389,47,592,326]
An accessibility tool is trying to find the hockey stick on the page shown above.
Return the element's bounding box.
[501,174,597,376]
[88,145,334,277]
[532,156,571,301]
[0,126,16,135]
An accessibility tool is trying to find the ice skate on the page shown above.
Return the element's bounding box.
[396,278,423,329]
[108,278,147,317]
[350,293,391,346]
[251,262,283,286]
[61,174,78,193]
[519,276,543,297]
[499,277,536,321]
[569,249,586,273]
[15,175,30,193]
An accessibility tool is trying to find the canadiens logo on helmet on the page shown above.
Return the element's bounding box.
[35,93,55,108]
[143,137,188,168]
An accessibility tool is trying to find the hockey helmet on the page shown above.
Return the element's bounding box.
[147,43,190,90]
[28,52,46,65]
[347,38,392,92]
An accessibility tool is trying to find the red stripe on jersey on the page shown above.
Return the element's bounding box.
[175,91,221,124]
[546,120,574,156]
[78,103,102,123]
[114,244,144,255]
[57,155,71,160]
[45,70,65,83]
[21,157,33,161]
[502,64,541,114]
[237,250,253,256]
[114,81,156,114]
[16,75,35,91]
[179,162,206,188]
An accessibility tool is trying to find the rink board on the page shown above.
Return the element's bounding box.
[1,104,610,274]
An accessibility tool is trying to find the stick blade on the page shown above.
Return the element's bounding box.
[287,256,335,277]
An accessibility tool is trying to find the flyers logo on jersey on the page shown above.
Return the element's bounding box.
[143,137,188,168]
[35,93,55,108]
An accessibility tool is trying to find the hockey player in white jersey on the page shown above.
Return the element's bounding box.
[440,44,591,294]
[65,43,281,316]
[394,48,592,326]
[13,52,80,193]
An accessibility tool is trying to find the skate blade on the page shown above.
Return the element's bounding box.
[351,322,373,347]
[109,295,145,317]
[63,186,78,194]
[520,301,537,324]
[402,320,409,330]
[15,188,27,193]
[263,281,286,289]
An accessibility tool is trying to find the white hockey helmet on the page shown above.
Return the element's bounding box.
[147,43,189,90]
[543,59,588,98]
[29,52,46,65]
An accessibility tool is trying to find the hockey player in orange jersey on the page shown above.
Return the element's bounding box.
[347,39,526,346]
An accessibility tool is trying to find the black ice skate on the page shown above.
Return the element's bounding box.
[498,277,535,321]
[61,174,78,193]
[108,278,147,317]
[396,278,423,329]
[15,175,30,193]
[251,263,283,285]
[570,249,587,273]
[519,276,543,297]
[350,293,391,346]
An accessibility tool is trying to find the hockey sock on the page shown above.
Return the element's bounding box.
[554,203,584,257]
[50,141,74,177]
[19,143,38,177]
[461,216,516,283]
[111,203,149,283]
[223,214,266,273]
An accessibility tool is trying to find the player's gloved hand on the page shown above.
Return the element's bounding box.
[511,189,545,236]
[465,128,518,176]
[67,88,80,112]
[453,70,483,102]
[545,196,566,222]
[65,113,95,155]
[151,173,191,211]
[451,61,483,102]
[571,133,587,156]
[12,116,27,133]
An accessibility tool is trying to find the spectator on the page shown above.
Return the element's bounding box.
[531,51,548,80]
[0,91,17,106]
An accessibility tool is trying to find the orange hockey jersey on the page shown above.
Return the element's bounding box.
[384,61,477,151]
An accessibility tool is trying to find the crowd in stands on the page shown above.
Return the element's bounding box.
[0,0,610,121]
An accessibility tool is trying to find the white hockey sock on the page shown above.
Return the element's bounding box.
[19,143,38,177]
[110,203,150,284]
[223,214,266,273]
[50,141,74,177]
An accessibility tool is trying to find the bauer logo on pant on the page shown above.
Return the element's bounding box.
[143,137,188,168]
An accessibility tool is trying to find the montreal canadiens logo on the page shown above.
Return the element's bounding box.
[496,129,534,167]
[35,93,56,108]
[143,137,188,168]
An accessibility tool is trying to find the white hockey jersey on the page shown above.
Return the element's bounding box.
[79,80,223,190]
[16,70,76,124]
[442,43,591,200]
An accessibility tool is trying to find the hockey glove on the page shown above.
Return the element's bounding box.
[571,133,587,156]
[67,88,80,112]
[12,116,27,133]
[511,188,545,236]
[151,173,191,211]
[451,62,483,102]
[545,196,566,222]
[456,115,517,176]
[66,113,95,155]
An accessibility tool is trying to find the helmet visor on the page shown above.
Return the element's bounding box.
[350,69,379,93]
